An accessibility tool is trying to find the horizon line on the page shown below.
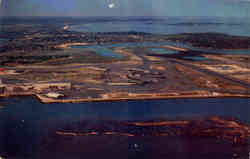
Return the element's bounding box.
[0,15,248,19]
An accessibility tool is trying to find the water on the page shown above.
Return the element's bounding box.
[70,41,250,60]
[182,56,207,61]
[105,42,172,48]
[148,48,178,55]
[2,16,250,55]
[0,96,249,126]
[70,42,180,58]
[72,40,250,56]
[71,45,123,58]
[69,17,250,37]
[0,38,8,45]
[0,97,249,158]
[72,41,175,49]
[183,46,250,55]
[71,41,250,61]
[69,17,250,55]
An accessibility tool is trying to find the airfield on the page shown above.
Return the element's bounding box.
[0,23,250,103]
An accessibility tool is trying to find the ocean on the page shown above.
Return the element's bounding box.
[1,16,250,36]
[0,97,249,159]
[67,16,250,36]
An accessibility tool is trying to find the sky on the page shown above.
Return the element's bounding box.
[0,0,250,17]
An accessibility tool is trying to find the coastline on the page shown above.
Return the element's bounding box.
[1,90,249,103]
[35,92,250,104]
[55,42,89,49]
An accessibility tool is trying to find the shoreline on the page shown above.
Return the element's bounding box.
[35,93,250,104]
[1,87,250,104]
[1,92,250,104]
[55,42,89,49]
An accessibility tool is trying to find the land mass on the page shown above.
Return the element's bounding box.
[0,20,250,103]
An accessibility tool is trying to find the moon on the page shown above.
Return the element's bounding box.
[108,3,115,9]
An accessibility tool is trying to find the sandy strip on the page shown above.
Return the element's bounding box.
[162,45,188,52]
[55,42,89,49]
